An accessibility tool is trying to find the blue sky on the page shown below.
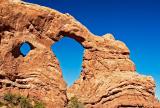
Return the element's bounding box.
[23,0,160,99]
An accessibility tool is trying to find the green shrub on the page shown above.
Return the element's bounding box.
[0,101,5,107]
[3,93,19,105]
[3,93,14,102]
[67,97,84,108]
[2,93,46,108]
[19,97,32,108]
[3,93,32,108]
[34,101,45,108]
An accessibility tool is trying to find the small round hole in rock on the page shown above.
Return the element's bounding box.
[20,42,31,57]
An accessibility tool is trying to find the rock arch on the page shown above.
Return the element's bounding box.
[0,0,159,108]
[51,36,84,86]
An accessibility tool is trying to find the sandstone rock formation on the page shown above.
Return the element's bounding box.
[0,0,159,108]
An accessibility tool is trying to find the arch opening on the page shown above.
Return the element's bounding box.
[20,42,32,57]
[51,37,84,86]
[11,42,34,58]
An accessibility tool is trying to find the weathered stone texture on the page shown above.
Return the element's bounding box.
[0,0,159,108]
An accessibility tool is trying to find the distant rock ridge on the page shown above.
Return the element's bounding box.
[0,0,159,108]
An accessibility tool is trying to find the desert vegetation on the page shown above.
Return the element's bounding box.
[0,93,45,108]
[67,97,84,108]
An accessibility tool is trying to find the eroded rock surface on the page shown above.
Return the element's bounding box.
[0,0,159,108]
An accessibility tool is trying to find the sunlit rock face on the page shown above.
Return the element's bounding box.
[0,0,159,108]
